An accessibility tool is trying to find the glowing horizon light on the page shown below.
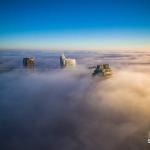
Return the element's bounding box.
[0,29,150,51]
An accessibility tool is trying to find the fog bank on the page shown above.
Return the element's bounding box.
[0,51,150,150]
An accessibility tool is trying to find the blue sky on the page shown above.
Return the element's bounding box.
[0,0,150,50]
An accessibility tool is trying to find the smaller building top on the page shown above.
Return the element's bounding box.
[23,57,34,67]
[60,53,76,67]
[92,64,112,77]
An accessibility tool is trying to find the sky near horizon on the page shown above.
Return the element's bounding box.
[0,0,150,51]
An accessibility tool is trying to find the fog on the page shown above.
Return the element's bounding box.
[0,50,150,150]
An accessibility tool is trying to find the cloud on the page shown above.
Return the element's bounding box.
[0,51,150,150]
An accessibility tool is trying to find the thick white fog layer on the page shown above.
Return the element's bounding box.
[0,50,150,150]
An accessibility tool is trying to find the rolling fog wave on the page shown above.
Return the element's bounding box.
[0,50,150,150]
